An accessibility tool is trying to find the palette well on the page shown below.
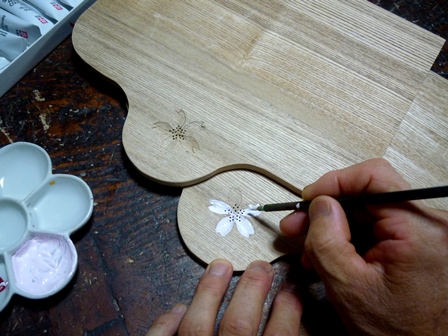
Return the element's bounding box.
[0,142,94,311]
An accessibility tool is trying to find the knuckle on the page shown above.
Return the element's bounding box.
[304,234,339,266]
[150,315,175,333]
[220,316,256,336]
[375,157,393,168]
[239,265,273,289]
[275,291,300,310]
[304,233,331,255]
[238,273,269,292]
[178,321,210,336]
[304,238,317,259]
[196,277,226,297]
[304,233,316,249]
[242,269,266,283]
[323,168,339,180]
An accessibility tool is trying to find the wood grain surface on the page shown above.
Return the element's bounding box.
[178,170,304,271]
[72,0,444,190]
[178,70,448,271]
[0,0,447,335]
[72,0,447,272]
[384,71,448,210]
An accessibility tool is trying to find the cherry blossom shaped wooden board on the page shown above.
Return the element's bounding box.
[72,0,445,190]
[178,71,448,270]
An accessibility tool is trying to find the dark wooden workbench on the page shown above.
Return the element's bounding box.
[0,1,447,335]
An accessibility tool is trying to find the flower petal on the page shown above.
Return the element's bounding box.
[215,217,233,237]
[171,109,186,127]
[184,136,200,152]
[185,121,204,130]
[208,199,232,214]
[242,205,262,217]
[236,217,254,238]
[161,136,176,150]
[153,121,172,131]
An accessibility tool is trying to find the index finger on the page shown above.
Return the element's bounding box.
[302,158,410,200]
[280,159,409,238]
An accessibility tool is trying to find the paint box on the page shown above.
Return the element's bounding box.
[0,142,94,311]
[0,0,96,98]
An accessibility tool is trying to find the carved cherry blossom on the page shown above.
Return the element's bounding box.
[153,109,204,152]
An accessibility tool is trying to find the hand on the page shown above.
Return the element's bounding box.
[146,259,302,336]
[280,158,448,335]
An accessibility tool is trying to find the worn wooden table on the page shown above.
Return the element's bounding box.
[0,1,447,335]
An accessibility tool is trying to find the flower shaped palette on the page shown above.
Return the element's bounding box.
[0,142,94,311]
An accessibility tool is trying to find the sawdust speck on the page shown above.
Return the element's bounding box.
[39,113,50,131]
[33,89,45,102]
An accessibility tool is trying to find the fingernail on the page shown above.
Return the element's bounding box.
[309,198,332,220]
[247,260,273,273]
[170,303,187,314]
[301,185,312,200]
[208,259,231,276]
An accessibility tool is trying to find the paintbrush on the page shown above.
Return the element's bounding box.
[256,185,448,212]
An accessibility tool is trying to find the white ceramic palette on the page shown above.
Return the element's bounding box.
[0,142,94,311]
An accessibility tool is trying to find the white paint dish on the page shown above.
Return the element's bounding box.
[11,233,77,297]
[0,142,94,311]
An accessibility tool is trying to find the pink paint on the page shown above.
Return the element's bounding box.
[11,234,76,296]
[0,277,8,292]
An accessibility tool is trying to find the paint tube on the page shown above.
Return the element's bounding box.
[22,0,69,22]
[0,0,54,35]
[0,8,41,45]
[0,56,10,70]
[58,0,82,8]
[0,29,27,61]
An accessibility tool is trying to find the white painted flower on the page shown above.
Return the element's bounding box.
[208,188,261,238]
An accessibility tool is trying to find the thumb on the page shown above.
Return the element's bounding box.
[304,196,366,283]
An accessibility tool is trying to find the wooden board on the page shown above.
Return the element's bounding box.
[384,72,448,210]
[72,0,445,192]
[178,72,448,270]
[178,170,303,270]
